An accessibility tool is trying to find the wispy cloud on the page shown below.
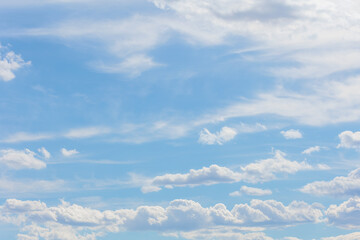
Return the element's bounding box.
[280,129,302,139]
[61,148,79,157]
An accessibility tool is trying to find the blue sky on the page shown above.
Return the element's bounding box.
[1,0,360,239]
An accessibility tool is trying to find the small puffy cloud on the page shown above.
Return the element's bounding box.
[38,147,51,159]
[0,46,30,81]
[280,129,302,139]
[95,54,162,77]
[301,168,360,196]
[230,186,272,197]
[326,197,360,229]
[61,148,79,157]
[143,150,315,192]
[198,126,237,145]
[0,149,46,170]
[302,146,321,155]
[322,232,360,240]
[337,131,360,149]
[64,126,110,139]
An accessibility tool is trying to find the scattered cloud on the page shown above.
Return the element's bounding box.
[2,132,54,143]
[230,186,272,197]
[337,131,360,150]
[301,168,360,196]
[95,54,162,77]
[142,150,317,192]
[280,129,302,139]
[38,147,51,159]
[0,45,30,81]
[0,149,46,170]
[0,198,323,239]
[198,126,237,145]
[322,232,360,240]
[64,126,110,139]
[326,197,360,229]
[61,148,79,157]
[302,146,321,155]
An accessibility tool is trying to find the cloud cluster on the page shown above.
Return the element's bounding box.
[337,131,360,150]
[0,148,46,170]
[0,198,323,239]
[142,150,316,192]
[326,197,360,229]
[198,126,237,145]
[301,168,360,196]
[0,46,30,81]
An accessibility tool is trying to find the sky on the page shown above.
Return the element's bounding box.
[1,0,360,239]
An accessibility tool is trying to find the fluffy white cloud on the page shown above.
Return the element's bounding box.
[322,232,360,240]
[64,126,110,139]
[0,149,46,170]
[61,148,79,157]
[142,150,316,192]
[0,46,30,81]
[198,126,237,145]
[230,186,272,197]
[280,129,302,139]
[326,197,360,229]
[38,147,51,159]
[301,168,360,196]
[302,146,321,155]
[337,131,360,150]
[0,198,323,239]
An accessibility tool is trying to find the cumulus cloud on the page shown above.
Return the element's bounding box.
[301,168,360,196]
[230,186,272,197]
[322,232,360,240]
[337,131,360,150]
[198,126,237,145]
[0,46,30,81]
[142,150,315,192]
[0,198,323,239]
[280,129,302,139]
[326,197,360,229]
[61,148,79,157]
[302,146,321,155]
[38,147,51,159]
[0,149,46,170]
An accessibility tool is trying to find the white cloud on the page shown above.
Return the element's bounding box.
[0,198,323,239]
[322,232,360,240]
[61,148,79,157]
[2,132,54,143]
[301,168,360,196]
[326,197,360,229]
[302,146,321,155]
[337,131,360,150]
[64,126,110,139]
[0,149,46,170]
[198,126,237,145]
[0,46,30,81]
[177,227,273,240]
[280,129,302,139]
[95,54,162,77]
[230,186,272,197]
[142,150,316,192]
[38,147,51,159]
